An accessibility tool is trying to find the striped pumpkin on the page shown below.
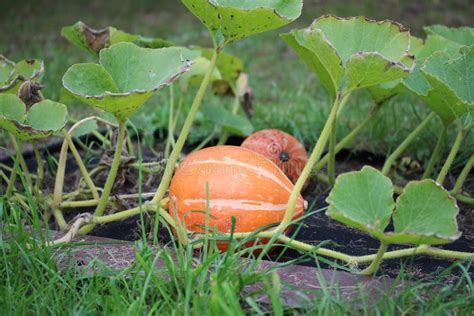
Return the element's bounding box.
[168,146,306,249]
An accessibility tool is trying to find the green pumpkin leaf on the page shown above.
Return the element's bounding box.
[384,180,460,245]
[326,166,394,239]
[367,36,424,104]
[403,35,464,98]
[62,42,193,121]
[0,95,67,140]
[62,21,173,55]
[182,0,302,45]
[0,56,15,85]
[202,103,253,136]
[417,46,474,125]
[0,55,44,93]
[424,25,474,46]
[282,16,414,98]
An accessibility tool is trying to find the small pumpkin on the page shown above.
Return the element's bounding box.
[168,146,306,250]
[241,129,308,185]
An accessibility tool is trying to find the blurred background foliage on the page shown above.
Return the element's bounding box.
[0,0,473,168]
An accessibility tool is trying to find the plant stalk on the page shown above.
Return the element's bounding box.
[359,240,389,275]
[151,48,219,205]
[277,93,349,233]
[79,121,127,235]
[314,103,382,171]
[452,154,474,195]
[436,127,463,185]
[32,141,44,190]
[382,112,435,176]
[422,126,447,179]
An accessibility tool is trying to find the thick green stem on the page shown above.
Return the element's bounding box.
[79,121,126,235]
[328,121,337,186]
[165,84,175,158]
[277,93,348,233]
[422,126,447,179]
[64,133,100,200]
[151,48,219,205]
[6,141,23,199]
[382,112,435,176]
[452,155,474,195]
[217,93,239,146]
[359,240,389,275]
[436,127,463,185]
[32,141,44,190]
[314,103,382,172]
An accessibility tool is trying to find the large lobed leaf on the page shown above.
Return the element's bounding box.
[416,46,474,125]
[62,42,193,121]
[385,180,460,245]
[182,0,302,45]
[327,166,461,245]
[326,166,394,239]
[282,16,414,97]
[0,94,67,140]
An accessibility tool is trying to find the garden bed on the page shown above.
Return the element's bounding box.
[8,137,472,280]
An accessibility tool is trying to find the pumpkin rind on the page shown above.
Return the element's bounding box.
[241,129,309,184]
[169,146,305,240]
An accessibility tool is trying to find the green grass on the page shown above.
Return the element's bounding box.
[1,197,474,314]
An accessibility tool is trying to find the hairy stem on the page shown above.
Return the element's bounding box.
[382,112,435,176]
[436,127,463,185]
[277,93,349,233]
[151,48,219,205]
[32,141,44,190]
[359,240,389,275]
[452,155,474,195]
[328,120,337,186]
[79,121,126,235]
[314,103,382,172]
[165,84,175,158]
[422,126,447,179]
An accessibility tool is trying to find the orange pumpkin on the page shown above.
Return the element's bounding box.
[241,129,309,185]
[168,146,306,251]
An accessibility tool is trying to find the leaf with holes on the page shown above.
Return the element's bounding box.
[62,21,173,55]
[326,166,394,239]
[0,94,67,141]
[0,55,44,93]
[282,15,414,98]
[384,180,460,245]
[182,0,302,46]
[62,42,194,121]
